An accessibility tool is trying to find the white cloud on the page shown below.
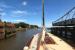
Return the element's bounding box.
[1,12,6,16]
[0,2,12,8]
[12,10,37,15]
[0,8,6,16]
[0,8,3,11]
[14,19,27,23]
[15,20,24,22]
[1,4,8,8]
[11,10,28,17]
[2,19,27,23]
[2,19,8,22]
[10,10,37,17]
[0,7,6,16]
[22,1,27,6]
[12,10,27,14]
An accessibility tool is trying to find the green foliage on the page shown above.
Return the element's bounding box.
[15,22,29,28]
[30,25,38,28]
[15,22,38,28]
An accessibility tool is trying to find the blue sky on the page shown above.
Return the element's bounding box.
[0,0,75,27]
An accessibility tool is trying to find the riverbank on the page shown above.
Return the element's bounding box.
[5,28,26,38]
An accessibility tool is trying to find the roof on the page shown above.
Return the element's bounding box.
[6,23,15,27]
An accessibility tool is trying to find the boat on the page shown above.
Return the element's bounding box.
[23,0,74,50]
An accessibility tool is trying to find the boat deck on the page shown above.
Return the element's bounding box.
[24,33,74,50]
[40,33,74,50]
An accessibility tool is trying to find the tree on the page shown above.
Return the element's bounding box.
[15,22,29,28]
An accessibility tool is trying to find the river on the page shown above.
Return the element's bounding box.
[0,29,41,50]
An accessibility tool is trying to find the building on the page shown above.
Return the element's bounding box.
[5,22,16,38]
[0,22,5,39]
[0,22,16,39]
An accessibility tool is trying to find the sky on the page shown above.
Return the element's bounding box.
[0,0,75,27]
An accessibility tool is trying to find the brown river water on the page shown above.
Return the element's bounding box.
[0,29,41,50]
